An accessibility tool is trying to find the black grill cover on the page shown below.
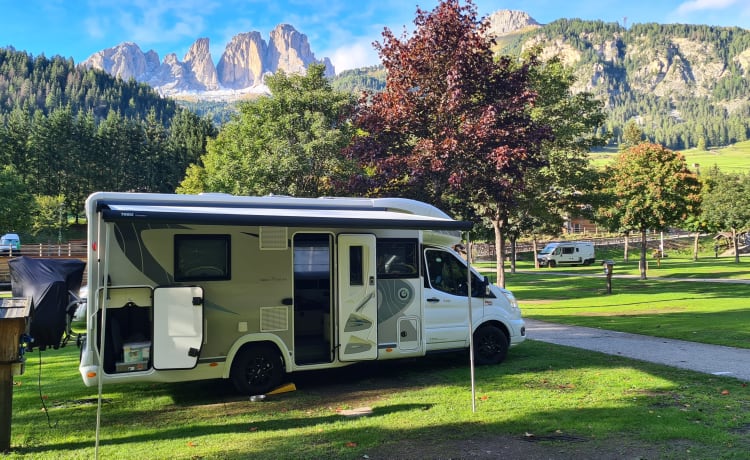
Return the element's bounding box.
[9,257,86,350]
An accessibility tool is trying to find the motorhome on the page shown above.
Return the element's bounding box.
[79,192,526,394]
[537,241,596,267]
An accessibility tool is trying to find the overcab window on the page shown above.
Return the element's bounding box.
[174,234,231,281]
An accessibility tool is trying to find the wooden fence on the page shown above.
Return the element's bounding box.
[1,242,87,286]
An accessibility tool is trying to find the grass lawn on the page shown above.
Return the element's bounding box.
[7,338,750,459]
[6,244,750,458]
[475,243,750,348]
[589,139,750,173]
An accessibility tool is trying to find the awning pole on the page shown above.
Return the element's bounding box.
[465,233,476,413]
[95,221,112,459]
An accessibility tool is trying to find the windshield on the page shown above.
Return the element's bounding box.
[539,244,557,255]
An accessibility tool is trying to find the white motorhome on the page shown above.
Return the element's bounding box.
[79,192,526,394]
[537,241,595,267]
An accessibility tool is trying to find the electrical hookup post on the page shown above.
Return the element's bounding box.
[0,297,32,452]
[602,260,615,295]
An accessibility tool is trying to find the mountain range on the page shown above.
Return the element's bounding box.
[82,23,334,99]
[80,10,750,149]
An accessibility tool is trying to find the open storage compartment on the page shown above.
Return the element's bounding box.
[96,286,153,374]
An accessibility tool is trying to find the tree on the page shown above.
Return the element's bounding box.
[696,136,707,151]
[701,169,750,263]
[621,120,644,149]
[347,0,550,287]
[514,52,608,255]
[0,165,34,233]
[598,142,701,279]
[179,64,358,196]
[31,194,67,241]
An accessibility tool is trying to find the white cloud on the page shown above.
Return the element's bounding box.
[328,40,381,73]
[676,0,739,14]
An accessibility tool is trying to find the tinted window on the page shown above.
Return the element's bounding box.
[377,239,418,278]
[424,248,484,297]
[174,235,231,281]
[349,246,364,286]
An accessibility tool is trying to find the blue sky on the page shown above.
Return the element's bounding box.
[1,0,749,73]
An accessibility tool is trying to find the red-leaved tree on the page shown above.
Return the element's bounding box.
[347,0,551,286]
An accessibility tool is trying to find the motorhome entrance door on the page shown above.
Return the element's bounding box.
[153,286,204,370]
[337,234,377,361]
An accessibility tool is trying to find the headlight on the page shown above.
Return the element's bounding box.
[498,287,520,313]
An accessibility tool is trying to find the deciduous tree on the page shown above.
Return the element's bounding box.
[700,169,750,263]
[598,142,701,278]
[347,0,550,287]
[179,65,358,197]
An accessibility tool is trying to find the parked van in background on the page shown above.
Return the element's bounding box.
[0,233,20,256]
[537,241,595,267]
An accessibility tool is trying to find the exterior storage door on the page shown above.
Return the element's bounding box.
[153,286,204,370]
[337,234,378,361]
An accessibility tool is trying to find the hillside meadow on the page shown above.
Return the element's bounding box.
[590,139,750,173]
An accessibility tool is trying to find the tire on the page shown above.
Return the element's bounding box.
[548,259,557,268]
[231,343,285,395]
[473,325,509,365]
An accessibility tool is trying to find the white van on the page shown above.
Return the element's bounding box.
[537,241,595,267]
[79,192,526,394]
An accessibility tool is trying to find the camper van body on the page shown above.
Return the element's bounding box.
[79,192,525,393]
[537,241,596,267]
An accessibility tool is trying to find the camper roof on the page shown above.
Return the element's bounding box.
[93,194,472,231]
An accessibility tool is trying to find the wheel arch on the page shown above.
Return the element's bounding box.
[223,334,291,379]
[474,320,511,347]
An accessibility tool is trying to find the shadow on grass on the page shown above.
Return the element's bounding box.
[524,308,750,348]
[11,343,749,459]
[507,273,750,301]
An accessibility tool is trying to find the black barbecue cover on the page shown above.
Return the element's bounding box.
[9,257,86,350]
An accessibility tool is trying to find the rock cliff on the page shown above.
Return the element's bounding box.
[82,24,334,98]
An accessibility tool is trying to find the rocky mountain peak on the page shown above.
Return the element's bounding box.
[484,9,541,37]
[82,24,335,99]
[216,31,268,89]
[183,38,219,91]
[83,41,153,81]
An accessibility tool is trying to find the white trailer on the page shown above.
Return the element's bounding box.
[79,192,526,394]
[537,241,596,267]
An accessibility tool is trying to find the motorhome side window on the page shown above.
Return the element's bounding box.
[174,235,231,281]
[376,239,418,279]
[424,248,485,297]
[349,246,364,286]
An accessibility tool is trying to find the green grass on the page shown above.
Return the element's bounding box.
[589,139,750,173]
[476,241,750,347]
[8,339,750,459]
[7,242,750,458]
[507,273,750,348]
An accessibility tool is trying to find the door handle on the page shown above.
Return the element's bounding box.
[426,298,440,303]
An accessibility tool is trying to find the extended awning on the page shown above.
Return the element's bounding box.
[98,202,473,231]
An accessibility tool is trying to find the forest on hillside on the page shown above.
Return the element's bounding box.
[0,48,216,220]
[502,20,750,150]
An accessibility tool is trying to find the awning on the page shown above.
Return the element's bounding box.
[99,202,473,231]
